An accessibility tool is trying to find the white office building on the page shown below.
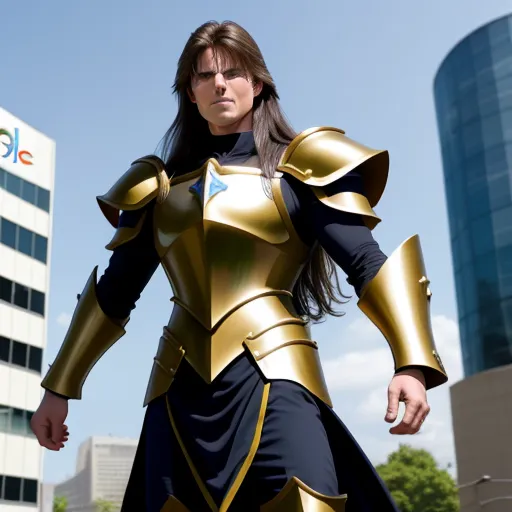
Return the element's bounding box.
[0,107,56,510]
[54,436,138,512]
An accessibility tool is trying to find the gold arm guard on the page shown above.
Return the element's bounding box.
[278,126,389,207]
[96,154,167,228]
[41,267,128,399]
[357,235,448,390]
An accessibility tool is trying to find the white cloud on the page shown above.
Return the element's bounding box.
[323,314,463,391]
[56,312,72,328]
[323,348,394,391]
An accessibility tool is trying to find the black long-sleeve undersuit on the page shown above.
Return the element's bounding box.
[95,132,387,320]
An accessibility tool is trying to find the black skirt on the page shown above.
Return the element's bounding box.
[121,354,398,511]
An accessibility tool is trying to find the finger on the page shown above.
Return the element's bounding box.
[33,424,63,451]
[410,403,430,432]
[50,421,66,444]
[385,388,400,423]
[403,398,422,427]
[390,401,426,435]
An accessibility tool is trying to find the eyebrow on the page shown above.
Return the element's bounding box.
[195,67,241,75]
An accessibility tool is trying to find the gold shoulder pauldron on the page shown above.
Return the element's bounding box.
[278,127,389,229]
[96,155,166,227]
[96,155,167,249]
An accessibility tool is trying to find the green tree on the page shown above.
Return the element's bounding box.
[376,444,459,512]
[53,495,68,512]
[94,498,118,512]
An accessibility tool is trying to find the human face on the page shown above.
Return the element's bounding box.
[188,47,263,135]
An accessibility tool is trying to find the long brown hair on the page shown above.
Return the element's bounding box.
[158,20,349,322]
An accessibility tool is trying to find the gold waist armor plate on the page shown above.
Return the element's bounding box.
[144,158,332,407]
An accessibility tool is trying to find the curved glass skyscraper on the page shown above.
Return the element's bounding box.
[434,15,512,510]
[434,14,512,378]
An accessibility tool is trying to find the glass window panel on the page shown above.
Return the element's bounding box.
[488,174,512,211]
[17,226,33,257]
[475,253,500,305]
[0,167,5,187]
[493,206,512,248]
[481,114,503,149]
[5,173,21,196]
[0,218,17,249]
[11,408,25,435]
[13,283,29,309]
[0,336,10,362]
[471,217,495,257]
[34,234,48,263]
[36,187,50,212]
[11,341,27,367]
[22,478,38,503]
[28,346,42,373]
[462,120,484,159]
[466,176,489,219]
[503,108,512,141]
[26,411,34,437]
[29,290,45,316]
[484,144,508,177]
[0,277,13,302]
[497,87,512,110]
[0,405,11,432]
[460,89,480,123]
[462,263,478,316]
[20,180,36,204]
[4,475,21,501]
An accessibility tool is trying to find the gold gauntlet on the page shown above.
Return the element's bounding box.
[357,235,447,390]
[41,267,128,399]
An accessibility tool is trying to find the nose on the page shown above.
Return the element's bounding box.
[214,72,227,92]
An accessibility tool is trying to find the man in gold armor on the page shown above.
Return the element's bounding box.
[31,20,448,512]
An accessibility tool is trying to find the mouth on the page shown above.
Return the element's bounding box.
[212,98,234,105]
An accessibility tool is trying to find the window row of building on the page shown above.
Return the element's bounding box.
[0,404,35,438]
[0,474,38,504]
[0,335,43,373]
[0,166,50,213]
[0,275,45,316]
[0,216,48,264]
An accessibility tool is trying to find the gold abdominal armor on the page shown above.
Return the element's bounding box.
[144,157,333,407]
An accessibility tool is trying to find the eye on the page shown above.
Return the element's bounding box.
[224,69,244,80]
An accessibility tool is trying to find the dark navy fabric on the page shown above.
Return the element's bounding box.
[121,355,398,511]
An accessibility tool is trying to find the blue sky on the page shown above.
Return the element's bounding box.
[2,0,511,485]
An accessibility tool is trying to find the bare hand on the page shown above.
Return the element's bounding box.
[30,391,69,450]
[385,368,430,435]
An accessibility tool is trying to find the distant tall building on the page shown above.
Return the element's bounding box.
[0,107,55,510]
[434,14,512,512]
[54,436,138,512]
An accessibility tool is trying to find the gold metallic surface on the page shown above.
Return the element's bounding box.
[96,155,166,227]
[313,190,381,229]
[165,383,271,512]
[105,210,147,250]
[278,126,389,206]
[144,158,332,407]
[357,235,448,389]
[260,477,347,511]
[145,294,332,408]
[41,267,127,398]
[160,496,191,512]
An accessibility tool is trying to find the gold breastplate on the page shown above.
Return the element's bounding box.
[144,157,332,407]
